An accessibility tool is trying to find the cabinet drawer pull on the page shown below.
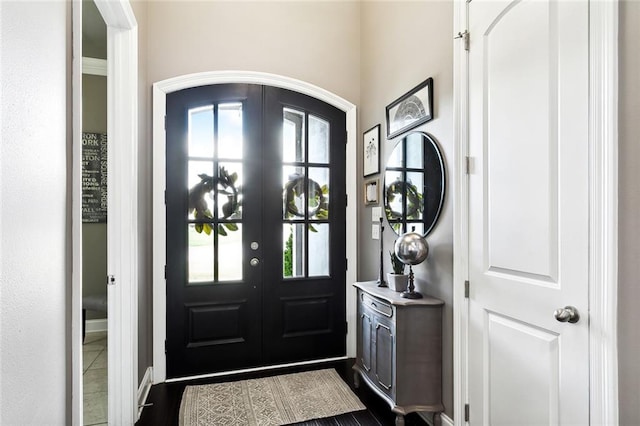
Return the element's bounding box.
[360,292,394,317]
[369,302,393,318]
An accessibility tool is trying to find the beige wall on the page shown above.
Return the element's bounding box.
[618,0,640,423]
[146,1,361,105]
[359,1,454,420]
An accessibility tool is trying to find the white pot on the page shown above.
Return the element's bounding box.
[386,273,409,292]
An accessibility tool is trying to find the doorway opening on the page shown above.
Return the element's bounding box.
[72,0,139,424]
[81,1,108,423]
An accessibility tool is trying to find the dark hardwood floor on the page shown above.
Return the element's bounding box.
[136,359,431,426]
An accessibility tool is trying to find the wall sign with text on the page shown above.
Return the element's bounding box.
[82,132,107,223]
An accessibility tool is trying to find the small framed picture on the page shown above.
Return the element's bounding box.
[364,179,379,205]
[386,77,434,139]
[363,124,380,177]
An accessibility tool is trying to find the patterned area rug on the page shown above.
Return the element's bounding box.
[179,368,366,426]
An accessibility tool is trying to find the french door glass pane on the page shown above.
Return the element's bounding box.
[308,115,329,164]
[218,102,243,160]
[283,108,305,163]
[188,161,215,220]
[217,162,243,220]
[188,224,214,283]
[218,224,243,281]
[281,109,333,279]
[308,167,329,220]
[283,166,306,221]
[308,223,329,276]
[283,224,305,278]
[188,105,214,158]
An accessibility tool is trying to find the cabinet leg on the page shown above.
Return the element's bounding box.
[433,413,442,426]
[353,371,360,388]
[395,414,405,426]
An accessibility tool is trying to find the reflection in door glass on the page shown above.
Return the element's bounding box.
[406,133,424,169]
[218,103,243,160]
[188,224,214,283]
[283,224,305,278]
[308,115,329,164]
[406,171,425,221]
[308,223,329,276]
[188,105,214,158]
[283,108,305,163]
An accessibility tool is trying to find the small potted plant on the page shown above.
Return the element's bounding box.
[387,250,409,292]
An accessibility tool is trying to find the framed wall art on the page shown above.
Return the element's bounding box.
[386,77,433,139]
[363,124,380,177]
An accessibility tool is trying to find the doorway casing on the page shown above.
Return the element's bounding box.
[152,71,357,383]
[72,0,139,424]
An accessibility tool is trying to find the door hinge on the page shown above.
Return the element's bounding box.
[107,275,115,286]
[164,189,167,205]
[164,340,167,354]
[345,321,349,335]
[464,280,470,298]
[345,258,348,271]
[465,403,470,422]
[164,115,167,130]
[345,194,348,207]
[455,30,470,51]
[164,265,167,280]
[465,156,470,174]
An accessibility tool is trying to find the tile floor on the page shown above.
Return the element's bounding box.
[83,331,107,426]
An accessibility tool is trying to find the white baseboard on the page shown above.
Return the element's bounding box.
[419,412,454,426]
[86,318,107,333]
[137,367,153,420]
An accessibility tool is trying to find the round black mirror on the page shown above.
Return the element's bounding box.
[383,132,445,237]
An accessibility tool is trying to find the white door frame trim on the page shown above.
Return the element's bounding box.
[452,0,619,424]
[72,0,139,424]
[152,71,357,384]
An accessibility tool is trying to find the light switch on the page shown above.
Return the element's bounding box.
[372,206,382,222]
[372,224,380,240]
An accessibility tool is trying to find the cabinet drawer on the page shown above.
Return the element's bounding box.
[361,292,394,318]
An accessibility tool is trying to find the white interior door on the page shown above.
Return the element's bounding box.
[467,0,590,424]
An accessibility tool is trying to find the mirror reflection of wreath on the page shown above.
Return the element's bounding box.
[385,178,423,220]
[188,166,241,235]
[283,174,329,230]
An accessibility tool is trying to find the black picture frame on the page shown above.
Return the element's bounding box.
[363,124,380,177]
[385,77,434,139]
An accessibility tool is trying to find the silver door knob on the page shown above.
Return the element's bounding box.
[554,306,580,323]
[250,257,260,267]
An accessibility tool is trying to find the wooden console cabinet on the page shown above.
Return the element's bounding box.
[353,281,444,426]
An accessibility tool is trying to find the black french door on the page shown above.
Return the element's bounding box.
[165,84,346,378]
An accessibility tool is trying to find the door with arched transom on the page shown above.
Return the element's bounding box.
[165,84,346,378]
